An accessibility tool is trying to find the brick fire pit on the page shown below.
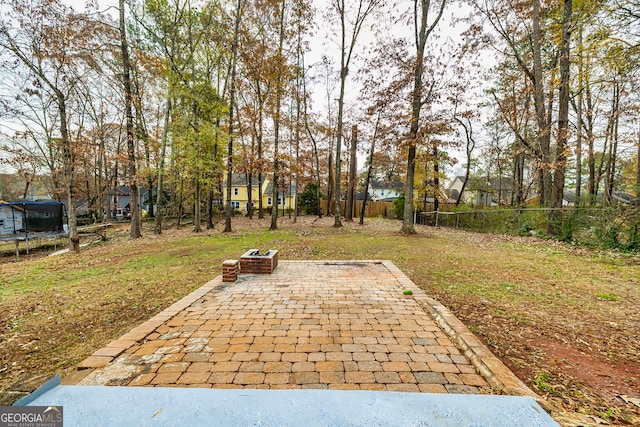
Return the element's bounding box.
[239,249,279,274]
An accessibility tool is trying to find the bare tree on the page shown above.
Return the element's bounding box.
[401,0,447,234]
[548,0,572,234]
[0,0,99,252]
[224,0,243,232]
[345,124,357,221]
[360,112,380,224]
[453,114,476,206]
[331,0,382,228]
[270,0,288,231]
[119,0,141,239]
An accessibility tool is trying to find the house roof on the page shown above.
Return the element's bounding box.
[446,176,466,190]
[111,186,149,197]
[264,181,297,195]
[371,181,404,190]
[225,173,265,187]
[468,177,514,192]
[355,192,372,201]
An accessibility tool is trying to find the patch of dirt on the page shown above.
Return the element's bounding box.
[438,293,640,425]
[538,339,640,405]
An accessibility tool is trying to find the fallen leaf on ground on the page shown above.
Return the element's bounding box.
[618,395,640,408]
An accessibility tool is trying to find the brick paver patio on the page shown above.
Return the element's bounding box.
[67,260,532,397]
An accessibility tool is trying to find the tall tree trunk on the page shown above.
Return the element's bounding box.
[327,151,334,215]
[112,160,119,221]
[177,177,183,228]
[548,0,571,235]
[432,144,440,212]
[311,133,322,217]
[120,0,141,239]
[193,104,202,233]
[575,26,583,207]
[532,0,551,206]
[257,106,265,219]
[605,83,621,205]
[258,170,264,218]
[346,125,357,221]
[403,5,425,234]
[403,0,445,233]
[596,130,609,202]
[585,60,596,205]
[270,0,286,231]
[270,118,279,229]
[257,118,264,219]
[57,92,79,252]
[636,127,640,208]
[303,63,323,218]
[98,134,105,222]
[332,0,382,225]
[333,0,347,228]
[207,189,215,228]
[134,75,153,218]
[154,98,171,234]
[513,149,525,206]
[600,87,618,206]
[454,116,476,206]
[294,14,302,224]
[360,113,379,224]
[194,173,202,231]
[209,116,221,229]
[247,173,253,219]
[224,0,242,233]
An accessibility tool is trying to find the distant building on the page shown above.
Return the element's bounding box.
[368,181,404,202]
[222,174,297,213]
[104,186,149,219]
[448,176,515,206]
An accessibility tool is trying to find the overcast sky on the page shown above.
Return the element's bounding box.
[54,0,478,177]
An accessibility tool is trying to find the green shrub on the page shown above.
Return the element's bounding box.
[299,182,322,215]
[393,196,404,219]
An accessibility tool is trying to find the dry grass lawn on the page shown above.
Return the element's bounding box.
[1,216,638,425]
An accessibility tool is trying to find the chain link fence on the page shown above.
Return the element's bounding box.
[417,207,640,251]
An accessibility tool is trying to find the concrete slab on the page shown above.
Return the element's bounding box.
[23,382,558,426]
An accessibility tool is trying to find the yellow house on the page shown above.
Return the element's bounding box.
[223,174,297,214]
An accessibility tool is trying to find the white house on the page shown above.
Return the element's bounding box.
[369,181,404,201]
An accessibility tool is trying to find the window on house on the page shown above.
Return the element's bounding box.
[231,201,240,209]
[267,197,272,206]
[233,188,239,196]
